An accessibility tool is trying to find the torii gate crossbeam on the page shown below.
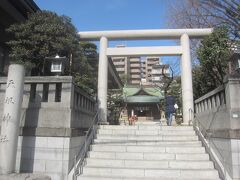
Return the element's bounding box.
[78,29,213,125]
[107,46,182,56]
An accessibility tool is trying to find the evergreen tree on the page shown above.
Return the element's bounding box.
[6,10,98,94]
[193,27,232,98]
[7,10,79,75]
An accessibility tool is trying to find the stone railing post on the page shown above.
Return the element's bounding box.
[224,76,240,129]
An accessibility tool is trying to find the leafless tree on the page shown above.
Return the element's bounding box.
[168,0,239,38]
[167,0,239,64]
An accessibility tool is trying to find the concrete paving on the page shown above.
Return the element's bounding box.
[78,123,220,180]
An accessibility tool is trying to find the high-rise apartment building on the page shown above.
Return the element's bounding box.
[111,57,127,77]
[129,57,141,84]
[144,57,160,84]
[111,56,142,85]
[111,46,169,86]
[151,64,170,86]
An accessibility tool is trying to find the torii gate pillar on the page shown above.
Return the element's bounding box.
[98,36,108,124]
[181,33,194,124]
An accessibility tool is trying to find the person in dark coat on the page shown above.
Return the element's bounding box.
[165,96,175,126]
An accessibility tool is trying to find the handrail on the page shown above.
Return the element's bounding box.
[71,110,100,179]
[190,108,230,180]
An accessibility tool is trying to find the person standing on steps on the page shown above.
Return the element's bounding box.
[165,96,175,126]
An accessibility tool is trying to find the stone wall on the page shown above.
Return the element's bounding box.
[0,76,96,180]
[194,76,240,180]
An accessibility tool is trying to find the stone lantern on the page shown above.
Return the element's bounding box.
[45,54,67,76]
[229,47,240,76]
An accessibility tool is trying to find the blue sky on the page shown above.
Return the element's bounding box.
[35,0,171,31]
[35,0,180,74]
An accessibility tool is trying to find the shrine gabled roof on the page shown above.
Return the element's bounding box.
[123,86,163,97]
[125,96,161,103]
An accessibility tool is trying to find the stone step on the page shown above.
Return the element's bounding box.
[94,139,202,146]
[78,176,220,180]
[96,134,198,141]
[82,167,219,179]
[0,174,51,180]
[135,121,162,125]
[91,145,206,153]
[88,152,210,161]
[77,124,220,180]
[85,158,214,169]
[98,129,196,136]
[99,125,194,131]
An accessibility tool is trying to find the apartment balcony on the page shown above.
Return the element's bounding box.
[147,60,158,65]
[116,68,125,72]
[130,62,140,66]
[152,76,162,81]
[142,81,153,86]
[130,74,141,79]
[113,61,125,66]
[130,69,141,73]
[131,80,141,84]
[130,58,141,63]
[112,57,125,62]
[115,66,125,71]
[151,69,163,74]
[130,63,141,68]
[114,64,125,68]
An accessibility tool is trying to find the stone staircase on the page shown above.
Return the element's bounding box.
[78,123,220,180]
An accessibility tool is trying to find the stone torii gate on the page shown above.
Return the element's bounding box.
[78,29,213,125]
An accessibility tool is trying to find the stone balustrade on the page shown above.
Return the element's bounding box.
[194,76,240,180]
[195,85,225,114]
[0,76,95,130]
[0,76,96,180]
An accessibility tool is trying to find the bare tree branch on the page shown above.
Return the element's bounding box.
[167,0,239,40]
